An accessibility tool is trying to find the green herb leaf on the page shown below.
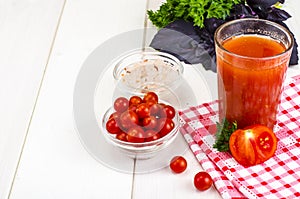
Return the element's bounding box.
[213,119,237,152]
[147,0,243,28]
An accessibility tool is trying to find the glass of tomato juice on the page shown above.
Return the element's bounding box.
[214,18,294,129]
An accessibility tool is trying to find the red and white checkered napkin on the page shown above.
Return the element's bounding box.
[179,75,300,199]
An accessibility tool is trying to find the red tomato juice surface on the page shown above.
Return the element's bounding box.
[217,35,288,129]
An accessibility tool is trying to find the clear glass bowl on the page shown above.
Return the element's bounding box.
[112,48,184,95]
[101,107,180,159]
[101,90,181,160]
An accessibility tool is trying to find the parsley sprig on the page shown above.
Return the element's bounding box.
[213,119,237,152]
[147,0,243,28]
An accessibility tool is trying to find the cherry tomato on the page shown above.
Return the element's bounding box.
[158,118,175,137]
[146,100,157,113]
[119,110,139,130]
[169,156,187,173]
[146,100,156,107]
[116,131,127,142]
[142,116,158,129]
[126,126,145,143]
[194,171,213,191]
[109,112,121,121]
[129,96,142,106]
[149,103,164,117]
[229,124,277,167]
[128,104,138,113]
[159,103,166,106]
[136,103,150,118]
[105,118,121,134]
[143,92,158,103]
[163,105,176,119]
[158,103,167,118]
[144,129,160,142]
[113,97,129,113]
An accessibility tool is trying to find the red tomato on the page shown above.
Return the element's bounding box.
[229,124,278,167]
[119,110,139,130]
[146,100,156,108]
[128,104,138,113]
[169,156,187,173]
[158,118,175,137]
[126,126,145,143]
[144,129,160,142]
[136,103,150,118]
[158,103,168,118]
[143,92,158,103]
[113,97,129,113]
[149,103,164,117]
[129,96,142,106]
[116,131,127,142]
[109,112,121,121]
[194,171,213,191]
[105,118,121,134]
[142,116,158,129]
[163,105,176,119]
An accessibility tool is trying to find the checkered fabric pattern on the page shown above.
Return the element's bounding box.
[179,75,300,199]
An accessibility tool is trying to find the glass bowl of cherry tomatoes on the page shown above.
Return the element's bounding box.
[101,90,181,159]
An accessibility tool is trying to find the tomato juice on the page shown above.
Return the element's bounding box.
[216,34,291,129]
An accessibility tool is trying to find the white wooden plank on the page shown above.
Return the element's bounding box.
[9,0,147,198]
[0,1,65,198]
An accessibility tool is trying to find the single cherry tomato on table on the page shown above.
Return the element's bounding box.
[113,97,129,113]
[169,156,187,173]
[229,124,278,167]
[194,171,213,191]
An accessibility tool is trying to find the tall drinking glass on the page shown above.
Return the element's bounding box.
[214,18,294,129]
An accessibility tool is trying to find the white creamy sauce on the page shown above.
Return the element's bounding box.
[120,59,180,90]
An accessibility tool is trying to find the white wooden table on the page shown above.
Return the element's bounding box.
[1,0,299,198]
